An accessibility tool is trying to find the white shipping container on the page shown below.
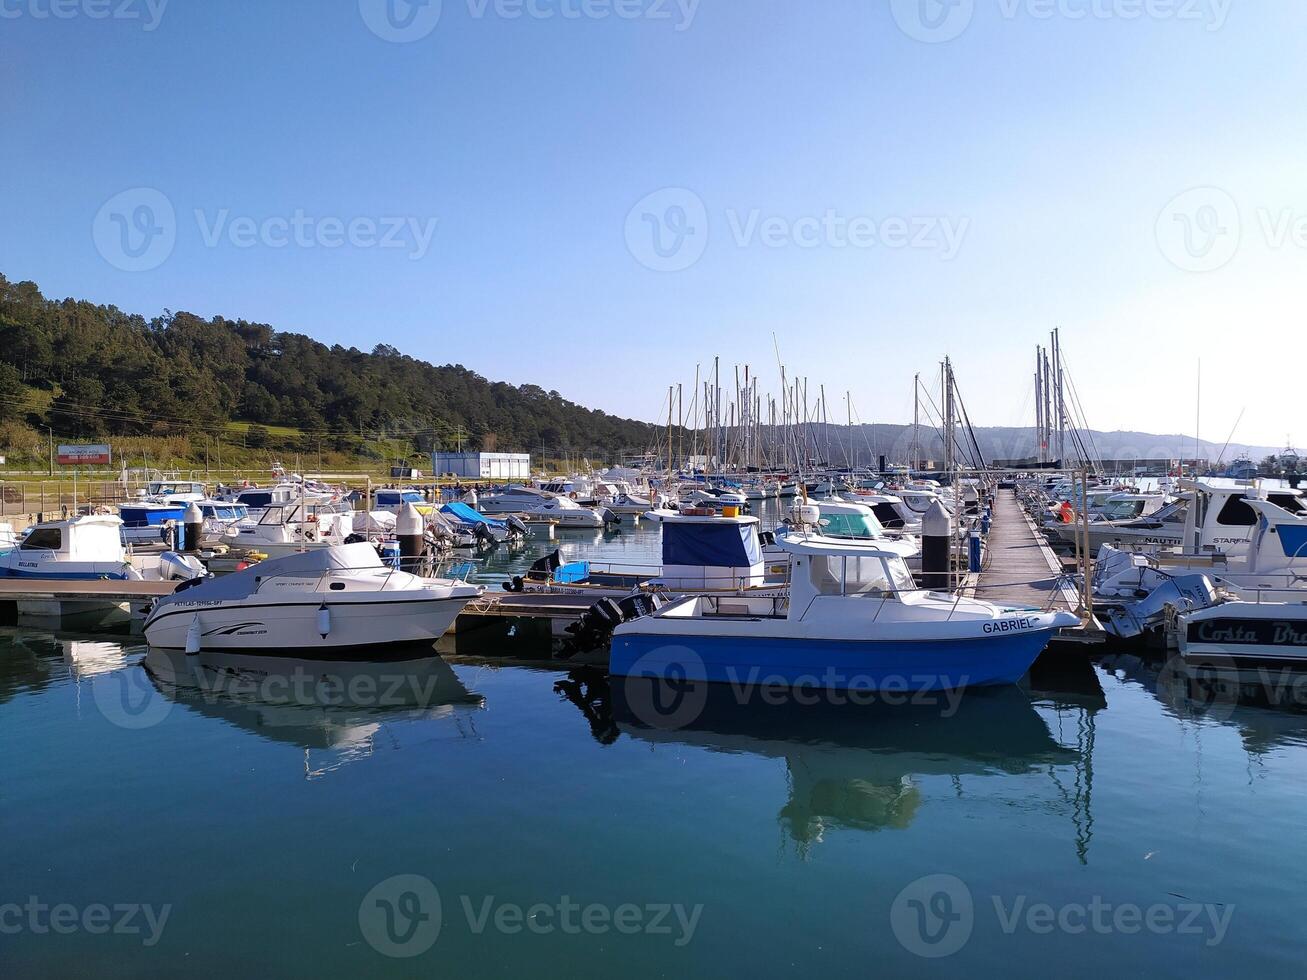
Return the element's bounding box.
[432,452,531,480]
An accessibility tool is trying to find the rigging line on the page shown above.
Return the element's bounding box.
[1061,362,1103,474]
[1215,407,1246,466]
[949,377,987,470]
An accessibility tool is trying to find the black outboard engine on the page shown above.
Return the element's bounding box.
[506,515,529,538]
[558,592,664,657]
[503,549,562,593]
[599,507,620,527]
[474,523,497,547]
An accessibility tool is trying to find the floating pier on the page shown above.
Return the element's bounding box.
[0,578,175,623]
[977,488,1103,643]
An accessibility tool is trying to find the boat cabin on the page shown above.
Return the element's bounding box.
[1180,478,1307,553]
[660,513,766,589]
[145,481,206,501]
[375,489,431,514]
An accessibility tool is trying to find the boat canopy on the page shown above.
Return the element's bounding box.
[662,519,762,568]
[160,543,384,604]
[441,501,507,528]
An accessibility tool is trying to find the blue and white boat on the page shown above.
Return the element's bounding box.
[0,515,204,581]
[375,488,433,515]
[440,501,523,545]
[610,519,1078,692]
[516,512,787,598]
[119,502,188,545]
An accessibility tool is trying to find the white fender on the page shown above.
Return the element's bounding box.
[185,614,202,654]
[317,602,331,638]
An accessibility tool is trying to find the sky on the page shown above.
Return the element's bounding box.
[1,0,1304,448]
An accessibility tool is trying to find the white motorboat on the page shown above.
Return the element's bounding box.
[1056,478,1305,556]
[478,485,556,514]
[0,515,204,581]
[439,502,527,544]
[684,486,748,509]
[143,480,207,502]
[524,494,617,528]
[223,501,356,557]
[471,487,615,528]
[1096,496,1307,641]
[143,542,483,656]
[1176,600,1307,667]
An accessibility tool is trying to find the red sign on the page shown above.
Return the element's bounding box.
[56,444,112,466]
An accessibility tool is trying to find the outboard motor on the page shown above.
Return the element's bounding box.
[474,523,497,548]
[505,549,562,591]
[599,507,620,527]
[558,593,664,657]
[159,551,208,582]
[505,515,529,539]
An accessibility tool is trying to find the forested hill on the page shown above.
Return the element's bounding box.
[0,275,658,457]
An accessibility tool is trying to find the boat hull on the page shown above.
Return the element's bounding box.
[1178,605,1307,665]
[144,594,470,656]
[609,629,1059,691]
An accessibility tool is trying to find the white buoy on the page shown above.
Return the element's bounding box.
[185,614,202,654]
[317,602,331,639]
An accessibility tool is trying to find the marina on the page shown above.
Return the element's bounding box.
[3,396,1305,980]
[8,4,1307,974]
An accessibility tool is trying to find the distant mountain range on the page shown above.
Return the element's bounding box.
[795,425,1285,466]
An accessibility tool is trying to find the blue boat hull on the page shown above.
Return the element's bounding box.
[0,566,130,581]
[609,630,1059,691]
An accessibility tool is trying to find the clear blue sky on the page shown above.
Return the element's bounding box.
[2,0,1304,448]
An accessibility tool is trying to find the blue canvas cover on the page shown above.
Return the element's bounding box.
[441,502,507,529]
[662,522,762,567]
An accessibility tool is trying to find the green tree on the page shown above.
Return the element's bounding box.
[0,361,26,423]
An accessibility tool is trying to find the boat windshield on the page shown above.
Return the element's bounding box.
[819,513,881,538]
[809,554,915,596]
[1101,499,1145,521]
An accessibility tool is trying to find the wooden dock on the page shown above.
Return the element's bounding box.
[976,489,1102,642]
[445,592,598,656]
[0,579,176,603]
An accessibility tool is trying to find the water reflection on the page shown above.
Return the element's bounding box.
[0,631,63,703]
[1099,651,1307,753]
[557,670,1091,854]
[143,648,485,778]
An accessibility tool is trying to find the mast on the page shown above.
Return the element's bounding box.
[677,382,683,471]
[912,373,920,472]
[1035,348,1045,464]
[713,356,721,473]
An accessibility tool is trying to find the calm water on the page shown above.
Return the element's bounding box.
[4,507,1307,977]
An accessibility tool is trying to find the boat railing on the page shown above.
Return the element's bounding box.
[250,558,477,595]
[563,559,790,592]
